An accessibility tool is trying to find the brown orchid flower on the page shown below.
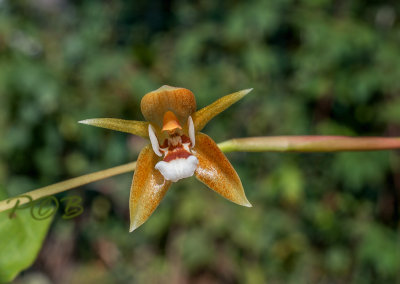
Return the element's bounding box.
[79,85,252,231]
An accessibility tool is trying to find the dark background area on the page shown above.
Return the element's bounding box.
[1,0,400,283]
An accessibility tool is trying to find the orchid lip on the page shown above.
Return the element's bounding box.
[148,114,199,182]
[155,156,199,182]
[154,136,198,182]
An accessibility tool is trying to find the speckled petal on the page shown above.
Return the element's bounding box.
[192,88,252,132]
[129,145,172,232]
[79,118,149,138]
[193,133,252,207]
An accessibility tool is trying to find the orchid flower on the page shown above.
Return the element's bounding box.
[79,86,252,231]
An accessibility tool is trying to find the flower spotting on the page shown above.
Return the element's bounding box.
[79,85,253,232]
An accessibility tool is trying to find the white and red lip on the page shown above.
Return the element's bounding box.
[148,114,198,182]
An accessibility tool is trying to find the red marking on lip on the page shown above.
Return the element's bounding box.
[163,148,192,162]
[168,144,177,151]
[181,135,191,144]
[160,139,169,148]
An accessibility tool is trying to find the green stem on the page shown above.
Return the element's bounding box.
[2,135,400,212]
[0,162,136,212]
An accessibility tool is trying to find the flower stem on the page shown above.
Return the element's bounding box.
[0,162,136,212]
[218,136,400,152]
[2,135,400,212]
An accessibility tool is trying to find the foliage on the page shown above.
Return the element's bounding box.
[0,0,400,283]
[0,188,53,283]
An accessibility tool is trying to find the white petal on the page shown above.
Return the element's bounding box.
[188,116,195,147]
[148,124,162,157]
[155,156,199,182]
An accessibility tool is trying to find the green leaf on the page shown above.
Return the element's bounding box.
[0,187,53,283]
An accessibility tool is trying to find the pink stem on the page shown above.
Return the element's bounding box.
[218,136,400,152]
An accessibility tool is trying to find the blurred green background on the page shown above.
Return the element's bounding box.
[1,0,400,283]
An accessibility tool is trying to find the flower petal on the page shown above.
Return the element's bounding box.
[148,124,162,157]
[129,145,172,232]
[188,116,195,147]
[141,86,196,127]
[192,133,252,207]
[192,88,252,132]
[79,118,149,138]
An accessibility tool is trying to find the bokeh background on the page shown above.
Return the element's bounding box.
[1,0,400,283]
